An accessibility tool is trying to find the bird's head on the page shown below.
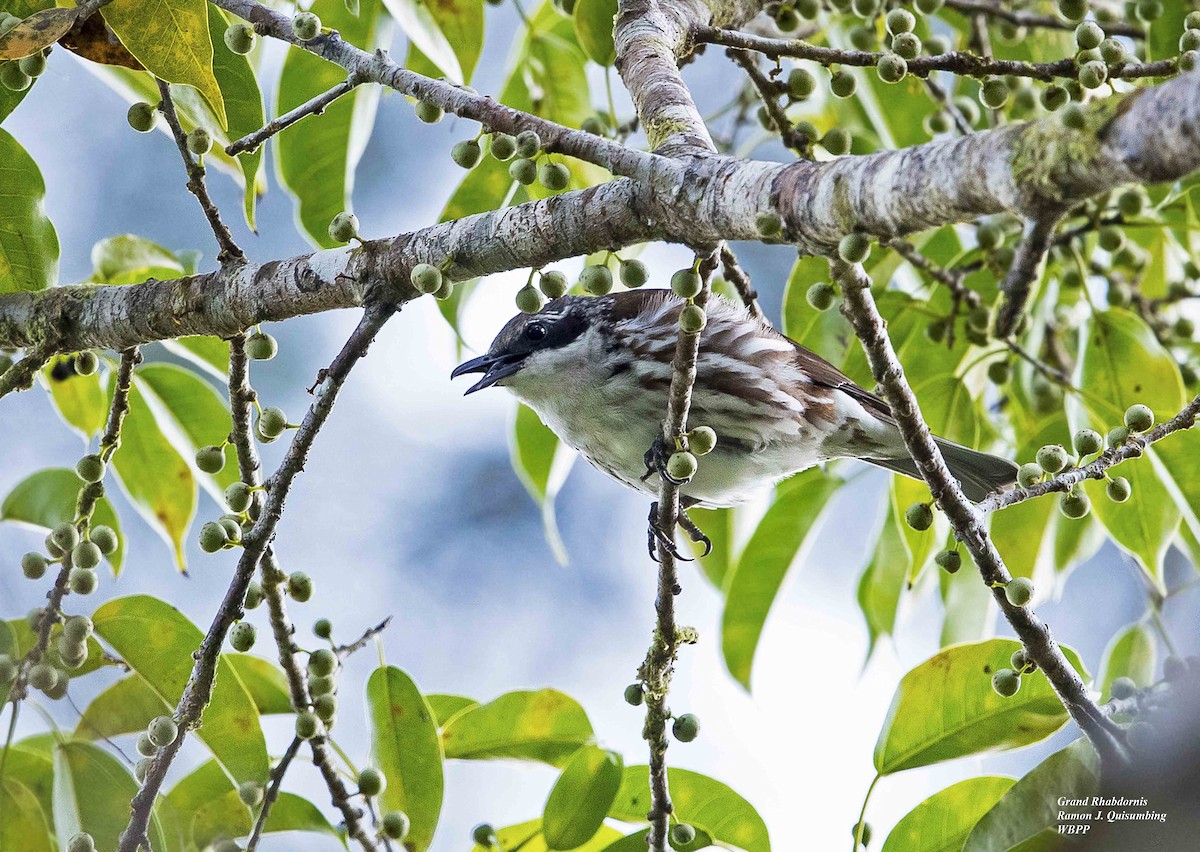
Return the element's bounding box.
[450,296,596,394]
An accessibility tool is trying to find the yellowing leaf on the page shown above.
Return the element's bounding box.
[0,6,76,59]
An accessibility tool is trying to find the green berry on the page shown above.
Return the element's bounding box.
[515,129,541,158]
[679,304,707,333]
[196,445,226,474]
[57,635,87,669]
[75,351,99,375]
[357,767,385,797]
[310,674,336,696]
[382,811,411,840]
[238,780,263,807]
[1041,84,1069,111]
[891,32,921,60]
[127,101,157,132]
[415,100,443,124]
[580,264,613,296]
[224,482,252,513]
[756,211,782,237]
[63,615,93,644]
[66,834,96,852]
[540,270,569,298]
[244,331,277,361]
[255,407,286,441]
[775,6,800,31]
[1098,37,1125,64]
[538,161,570,190]
[17,51,45,78]
[410,262,443,295]
[1075,21,1103,50]
[821,127,851,155]
[806,282,836,311]
[134,757,152,784]
[509,157,537,185]
[148,715,178,747]
[852,822,873,846]
[1078,60,1107,89]
[1057,0,1087,20]
[666,451,698,482]
[876,53,907,84]
[672,713,700,742]
[1106,476,1131,503]
[1073,429,1103,455]
[1,63,32,92]
[623,683,644,706]
[1184,50,1200,72]
[886,8,915,34]
[581,115,606,135]
[986,361,1010,385]
[490,133,516,160]
[1036,444,1069,474]
[980,77,1010,109]
[1124,404,1153,432]
[838,232,870,264]
[186,127,212,156]
[312,692,337,724]
[199,521,228,553]
[291,11,320,41]
[136,731,158,757]
[451,139,483,169]
[619,259,648,288]
[670,823,697,846]
[1174,317,1195,338]
[0,655,15,685]
[296,710,320,739]
[1011,648,1035,672]
[288,571,314,602]
[905,502,933,531]
[21,551,47,580]
[230,621,256,652]
[473,823,498,846]
[935,549,961,573]
[29,662,57,692]
[830,69,857,98]
[73,540,101,570]
[1017,462,1043,488]
[991,668,1021,697]
[313,618,333,639]
[52,521,80,552]
[1107,426,1130,448]
[309,648,336,677]
[328,211,359,243]
[671,268,702,299]
[224,22,256,54]
[1005,577,1034,606]
[72,452,105,484]
[69,567,98,595]
[689,426,717,456]
[244,580,263,610]
[1110,676,1136,700]
[515,285,545,314]
[1059,488,1091,519]
[787,67,815,99]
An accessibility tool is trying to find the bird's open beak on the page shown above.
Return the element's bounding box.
[450,353,525,394]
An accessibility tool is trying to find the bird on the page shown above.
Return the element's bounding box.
[452,290,1017,553]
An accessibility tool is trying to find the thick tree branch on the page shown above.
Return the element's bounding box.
[0,347,49,399]
[832,259,1129,767]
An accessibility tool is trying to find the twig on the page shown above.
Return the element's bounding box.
[1006,338,1072,387]
[116,306,395,852]
[155,80,245,266]
[227,77,360,156]
[639,250,718,852]
[995,213,1062,337]
[978,394,1200,513]
[886,237,981,310]
[726,49,811,156]
[246,735,303,852]
[831,258,1129,769]
[943,0,1143,39]
[924,77,974,136]
[719,243,764,323]
[334,616,392,659]
[0,348,50,400]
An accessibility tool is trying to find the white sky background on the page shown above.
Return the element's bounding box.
[2,7,1199,850]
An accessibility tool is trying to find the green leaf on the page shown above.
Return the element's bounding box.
[276,0,385,248]
[573,0,617,65]
[500,24,591,128]
[599,827,714,852]
[511,403,575,564]
[40,358,107,441]
[401,0,484,83]
[963,740,1098,852]
[441,689,594,766]
[687,506,734,588]
[721,468,841,689]
[426,693,479,726]
[0,619,16,708]
[882,776,1016,852]
[470,819,623,852]
[226,653,293,714]
[3,619,112,679]
[366,666,444,852]
[53,740,169,852]
[0,779,53,852]
[109,382,196,571]
[543,746,623,850]
[92,595,270,783]
[162,336,231,380]
[440,151,524,222]
[1071,309,1186,590]
[383,0,463,82]
[1146,0,1190,63]
[207,3,265,229]
[90,234,183,285]
[610,766,769,852]
[190,788,338,849]
[0,738,55,820]
[0,128,58,294]
[873,639,1089,775]
[937,554,994,649]
[0,467,125,574]
[135,363,238,498]
[1096,622,1156,701]
[100,0,226,126]
[858,492,910,656]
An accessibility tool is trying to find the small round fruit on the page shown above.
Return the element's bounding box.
[309,648,337,677]
[196,445,226,474]
[383,811,411,840]
[148,715,178,748]
[186,127,212,156]
[886,7,915,34]
[199,521,229,553]
[21,551,47,580]
[57,637,87,669]
[689,426,717,456]
[821,127,851,155]
[538,161,570,190]
[992,668,1021,697]
[69,567,98,595]
[667,451,698,482]
[1017,462,1043,488]
[876,53,907,84]
[1110,676,1136,700]
[328,211,359,243]
[410,262,443,295]
[451,139,483,169]
[244,580,264,610]
[1,63,32,92]
[987,361,1010,385]
[671,268,702,299]
[1073,429,1103,456]
[310,674,335,696]
[64,615,93,643]
[1041,84,1069,111]
[806,282,835,310]
[830,69,856,98]
[1005,577,1034,606]
[980,77,1010,109]
[357,767,385,797]
[1036,444,1068,474]
[473,823,498,846]
[891,32,922,60]
[905,502,933,531]
[580,264,613,296]
[230,621,256,652]
[1124,404,1153,432]
[1078,60,1107,89]
[852,822,873,846]
[291,11,321,41]
[515,129,542,158]
[1106,476,1131,503]
[935,549,961,573]
[136,731,158,757]
[490,133,516,160]
[1059,488,1091,519]
[239,780,264,807]
[258,407,288,439]
[243,331,278,364]
[670,823,697,846]
[0,655,15,685]
[29,662,57,692]
[67,833,96,852]
[1057,0,1087,20]
[76,453,106,483]
[1107,426,1130,448]
[53,521,80,553]
[515,285,545,314]
[838,232,870,264]
[623,683,644,706]
[75,351,99,375]
[619,259,648,288]
[73,540,102,570]
[296,711,320,739]
[415,100,443,124]
[581,115,606,135]
[135,758,152,784]
[225,482,253,514]
[672,713,700,742]
[1074,21,1103,50]
[313,618,333,639]
[679,304,707,333]
[1011,648,1035,672]
[540,270,569,298]
[127,102,157,132]
[787,67,815,99]
[288,571,314,602]
[509,157,537,185]
[224,22,256,54]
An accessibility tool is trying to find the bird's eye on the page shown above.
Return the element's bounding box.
[525,322,547,342]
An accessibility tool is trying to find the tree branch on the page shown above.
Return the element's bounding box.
[245,735,302,852]
[831,258,1129,768]
[718,243,764,322]
[995,213,1062,337]
[0,347,49,400]
[227,77,360,156]
[726,48,811,156]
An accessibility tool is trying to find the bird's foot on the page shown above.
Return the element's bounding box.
[678,508,712,557]
[641,435,685,485]
[646,501,695,563]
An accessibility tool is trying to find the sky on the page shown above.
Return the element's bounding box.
[2,7,1199,851]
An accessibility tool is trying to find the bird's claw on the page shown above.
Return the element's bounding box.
[645,502,704,562]
[641,436,685,485]
[678,509,712,557]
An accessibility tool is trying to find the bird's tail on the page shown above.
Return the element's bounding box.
[866,438,1018,503]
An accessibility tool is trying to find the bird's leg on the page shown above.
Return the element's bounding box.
[646,501,694,563]
[677,508,712,557]
[641,434,685,485]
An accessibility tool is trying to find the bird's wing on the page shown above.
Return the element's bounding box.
[784,335,896,422]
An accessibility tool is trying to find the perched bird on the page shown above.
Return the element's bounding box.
[452,290,1017,543]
